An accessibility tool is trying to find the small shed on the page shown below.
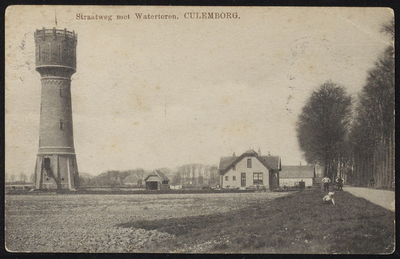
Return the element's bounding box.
[144,170,170,190]
[279,165,315,187]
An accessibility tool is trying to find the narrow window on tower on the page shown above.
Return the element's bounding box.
[38,45,41,62]
[60,119,64,131]
[48,43,51,61]
[59,44,61,61]
[35,45,39,63]
[60,86,63,97]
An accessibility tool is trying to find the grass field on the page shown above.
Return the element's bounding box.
[5,189,394,254]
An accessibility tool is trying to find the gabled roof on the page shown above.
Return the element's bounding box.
[259,156,281,170]
[219,157,238,172]
[280,166,315,178]
[244,149,258,155]
[144,170,170,182]
[219,149,281,175]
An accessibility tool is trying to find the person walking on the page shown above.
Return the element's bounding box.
[321,176,331,192]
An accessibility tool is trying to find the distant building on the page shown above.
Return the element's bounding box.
[144,170,170,190]
[122,174,142,186]
[170,184,182,190]
[218,149,281,190]
[279,165,315,187]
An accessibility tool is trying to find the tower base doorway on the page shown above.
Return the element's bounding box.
[33,154,79,191]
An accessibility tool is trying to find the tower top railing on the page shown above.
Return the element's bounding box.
[34,27,77,41]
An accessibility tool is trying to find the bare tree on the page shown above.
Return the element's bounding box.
[134,168,147,180]
[209,165,218,181]
[29,173,35,183]
[20,172,26,183]
[171,171,182,185]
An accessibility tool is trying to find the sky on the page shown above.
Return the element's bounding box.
[5,6,393,177]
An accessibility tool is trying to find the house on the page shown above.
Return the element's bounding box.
[144,170,170,190]
[218,149,281,190]
[279,165,315,187]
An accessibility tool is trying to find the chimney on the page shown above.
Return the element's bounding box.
[258,148,261,156]
[232,151,236,156]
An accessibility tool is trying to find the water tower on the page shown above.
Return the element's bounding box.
[33,27,79,191]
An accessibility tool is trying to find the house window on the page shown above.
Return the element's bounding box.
[233,176,236,181]
[233,165,236,171]
[253,173,263,185]
[247,159,252,168]
[225,176,228,181]
[60,119,64,130]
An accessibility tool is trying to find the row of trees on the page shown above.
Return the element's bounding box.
[6,164,219,188]
[78,164,219,188]
[79,168,150,187]
[171,164,219,186]
[6,172,32,184]
[296,20,394,188]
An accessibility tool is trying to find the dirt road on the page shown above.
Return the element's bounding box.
[343,187,395,212]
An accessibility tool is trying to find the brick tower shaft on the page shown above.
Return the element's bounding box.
[33,28,79,191]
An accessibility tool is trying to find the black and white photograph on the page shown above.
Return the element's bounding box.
[5,6,395,254]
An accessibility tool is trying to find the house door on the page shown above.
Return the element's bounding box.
[241,173,246,187]
[269,171,276,190]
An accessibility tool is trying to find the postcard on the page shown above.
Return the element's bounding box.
[5,6,394,254]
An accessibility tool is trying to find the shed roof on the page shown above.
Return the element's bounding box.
[144,170,170,182]
[280,166,315,178]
